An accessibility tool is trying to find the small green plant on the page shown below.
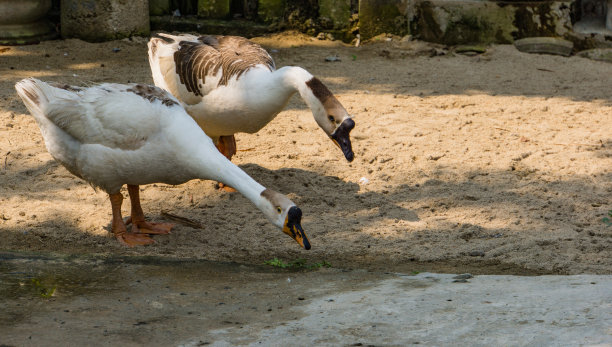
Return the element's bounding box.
[30,278,56,298]
[264,258,290,268]
[603,210,612,226]
[264,258,331,270]
[351,54,357,61]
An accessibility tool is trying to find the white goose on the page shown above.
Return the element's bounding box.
[148,33,355,162]
[15,78,310,249]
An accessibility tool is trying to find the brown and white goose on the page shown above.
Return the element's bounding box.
[148,33,355,162]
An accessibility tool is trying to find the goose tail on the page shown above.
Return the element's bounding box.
[15,78,81,168]
[147,37,170,90]
[15,78,48,122]
[148,33,197,96]
[15,78,79,120]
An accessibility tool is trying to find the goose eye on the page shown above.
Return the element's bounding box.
[276,207,282,214]
[328,115,334,123]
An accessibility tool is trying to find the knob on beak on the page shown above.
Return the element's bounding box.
[331,118,355,162]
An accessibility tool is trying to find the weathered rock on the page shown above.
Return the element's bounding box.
[577,48,612,63]
[61,0,150,42]
[0,0,55,45]
[453,273,474,280]
[197,0,230,19]
[359,0,410,40]
[414,1,515,45]
[359,0,574,46]
[514,37,574,57]
[469,250,486,257]
[455,45,487,54]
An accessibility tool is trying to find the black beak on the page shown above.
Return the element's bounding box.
[284,206,311,250]
[331,118,355,162]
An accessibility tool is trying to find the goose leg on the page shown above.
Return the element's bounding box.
[126,184,174,235]
[109,192,154,246]
[215,135,237,192]
[216,135,237,160]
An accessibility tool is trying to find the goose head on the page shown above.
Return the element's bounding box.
[260,189,310,250]
[304,77,355,162]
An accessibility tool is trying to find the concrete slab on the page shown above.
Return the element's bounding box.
[201,274,612,346]
[1,253,611,346]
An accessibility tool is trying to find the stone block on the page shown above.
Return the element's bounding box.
[258,0,286,23]
[577,48,612,62]
[514,36,573,56]
[319,0,352,28]
[513,2,573,39]
[61,0,150,42]
[414,0,516,45]
[412,0,574,45]
[198,0,230,19]
[359,0,411,40]
[0,0,55,45]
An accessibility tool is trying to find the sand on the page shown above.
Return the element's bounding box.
[0,32,610,275]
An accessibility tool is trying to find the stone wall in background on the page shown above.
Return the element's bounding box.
[54,0,612,48]
[0,0,56,45]
[147,0,611,48]
[61,0,150,42]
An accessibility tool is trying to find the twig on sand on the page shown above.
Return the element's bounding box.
[552,142,601,147]
[160,210,202,229]
[4,151,10,170]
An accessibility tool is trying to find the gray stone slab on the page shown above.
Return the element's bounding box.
[514,37,574,57]
[201,273,612,346]
[577,48,612,63]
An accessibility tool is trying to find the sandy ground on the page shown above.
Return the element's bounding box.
[0,32,611,275]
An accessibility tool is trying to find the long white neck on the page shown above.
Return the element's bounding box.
[276,66,325,115]
[193,146,267,209]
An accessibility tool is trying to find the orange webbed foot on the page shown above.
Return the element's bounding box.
[217,182,237,193]
[116,232,155,247]
[125,217,173,235]
[133,221,174,235]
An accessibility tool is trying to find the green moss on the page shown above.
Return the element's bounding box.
[198,0,230,19]
[414,2,515,45]
[258,0,286,23]
[319,0,351,29]
[359,0,408,40]
[150,0,171,15]
[413,2,442,40]
[513,4,557,40]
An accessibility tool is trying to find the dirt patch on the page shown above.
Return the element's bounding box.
[0,32,611,275]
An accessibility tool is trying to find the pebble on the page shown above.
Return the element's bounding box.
[469,250,485,257]
[453,273,474,280]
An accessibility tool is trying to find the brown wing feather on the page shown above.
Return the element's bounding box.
[173,35,275,97]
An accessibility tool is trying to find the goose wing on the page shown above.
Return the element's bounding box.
[149,34,275,103]
[19,79,180,150]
